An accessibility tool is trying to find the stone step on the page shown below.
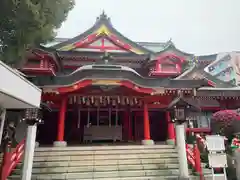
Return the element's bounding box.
[2,144,217,180]
[11,157,179,169]
[31,153,178,162]
[8,175,180,180]
[13,163,179,174]
[35,144,175,152]
[7,175,226,180]
[9,169,179,179]
[34,148,177,156]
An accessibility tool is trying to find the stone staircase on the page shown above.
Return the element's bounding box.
[8,144,181,180]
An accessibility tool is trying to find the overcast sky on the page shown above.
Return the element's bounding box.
[57,0,240,55]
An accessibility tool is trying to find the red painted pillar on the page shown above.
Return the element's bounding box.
[143,103,151,140]
[57,96,67,141]
[166,111,175,144]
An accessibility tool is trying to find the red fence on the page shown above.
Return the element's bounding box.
[1,139,25,180]
[186,137,204,180]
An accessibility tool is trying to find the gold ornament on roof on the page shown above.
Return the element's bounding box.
[96,25,111,36]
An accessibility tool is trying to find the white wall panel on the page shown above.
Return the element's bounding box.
[0,61,41,109]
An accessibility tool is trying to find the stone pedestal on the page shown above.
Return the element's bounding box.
[141,139,154,145]
[35,141,39,148]
[166,139,175,145]
[53,141,67,147]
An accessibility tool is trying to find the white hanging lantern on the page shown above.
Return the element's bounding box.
[117,96,120,104]
[86,97,90,106]
[126,97,129,105]
[134,98,138,105]
[130,98,134,106]
[82,97,86,104]
[112,99,116,106]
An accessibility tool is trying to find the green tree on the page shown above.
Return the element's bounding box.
[0,0,75,65]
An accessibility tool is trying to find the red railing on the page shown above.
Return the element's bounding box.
[1,139,25,180]
[186,144,196,167]
[186,137,204,180]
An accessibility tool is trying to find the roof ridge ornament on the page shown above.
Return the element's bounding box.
[96,10,111,22]
[167,38,174,46]
[101,10,106,17]
[99,52,113,64]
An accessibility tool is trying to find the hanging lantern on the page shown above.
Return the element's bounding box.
[73,96,77,104]
[23,108,42,125]
[134,98,138,105]
[103,97,107,106]
[117,96,120,104]
[129,98,134,106]
[86,97,90,106]
[126,97,129,105]
[112,99,116,106]
[121,97,125,106]
[82,97,86,104]
[94,98,99,106]
[91,96,94,104]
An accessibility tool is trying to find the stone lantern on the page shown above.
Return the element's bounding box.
[168,95,201,180]
[21,103,51,180]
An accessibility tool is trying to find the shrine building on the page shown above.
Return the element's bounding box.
[18,12,240,146]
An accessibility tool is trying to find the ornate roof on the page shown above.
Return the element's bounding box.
[51,12,152,54]
[46,38,168,53]
[33,64,209,90]
[45,12,193,57]
[23,13,240,90]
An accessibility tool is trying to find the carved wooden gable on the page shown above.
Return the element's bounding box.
[53,13,150,55]
[149,53,186,76]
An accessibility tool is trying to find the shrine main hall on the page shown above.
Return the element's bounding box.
[19,12,240,146]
